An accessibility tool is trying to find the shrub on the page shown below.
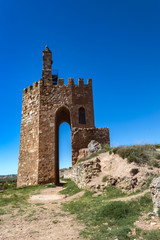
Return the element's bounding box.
[158,208,160,219]
[149,160,159,168]
[102,176,107,182]
[97,201,137,220]
[156,154,160,160]
[155,144,160,149]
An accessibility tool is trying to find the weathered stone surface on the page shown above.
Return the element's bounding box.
[17,47,110,187]
[88,140,102,154]
[150,177,160,215]
[77,148,88,160]
[72,158,101,189]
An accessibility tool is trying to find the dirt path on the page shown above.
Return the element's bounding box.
[0,187,153,240]
[0,186,85,240]
[108,189,150,202]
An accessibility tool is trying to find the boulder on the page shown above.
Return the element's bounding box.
[88,140,102,154]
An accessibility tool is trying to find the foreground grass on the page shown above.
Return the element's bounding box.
[0,184,55,214]
[62,186,160,240]
[60,178,82,196]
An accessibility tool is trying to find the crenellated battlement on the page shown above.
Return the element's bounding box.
[23,78,92,96]
[23,81,39,96]
[57,78,92,86]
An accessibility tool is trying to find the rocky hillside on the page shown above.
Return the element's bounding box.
[70,144,160,193]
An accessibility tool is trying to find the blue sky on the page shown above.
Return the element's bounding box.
[0,0,160,174]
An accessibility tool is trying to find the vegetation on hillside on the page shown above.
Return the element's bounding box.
[110,144,160,167]
[62,186,160,240]
[78,144,160,167]
[0,177,17,191]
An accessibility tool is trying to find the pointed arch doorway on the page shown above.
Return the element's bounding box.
[55,106,71,184]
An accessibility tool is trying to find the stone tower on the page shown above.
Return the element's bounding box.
[17,46,110,187]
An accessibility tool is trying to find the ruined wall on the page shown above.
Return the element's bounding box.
[150,177,160,215]
[72,158,101,189]
[72,127,110,163]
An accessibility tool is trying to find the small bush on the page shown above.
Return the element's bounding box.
[102,176,107,182]
[155,144,160,149]
[97,201,137,220]
[156,154,160,160]
[149,160,159,168]
[158,208,160,219]
[99,144,111,153]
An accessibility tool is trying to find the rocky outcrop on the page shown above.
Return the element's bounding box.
[150,177,160,215]
[71,151,160,193]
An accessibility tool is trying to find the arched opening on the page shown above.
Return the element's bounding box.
[79,107,86,124]
[59,123,72,179]
[55,106,71,184]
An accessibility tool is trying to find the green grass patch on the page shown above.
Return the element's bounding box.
[105,186,126,199]
[62,188,153,240]
[60,179,82,196]
[52,220,58,224]
[158,208,160,219]
[156,154,160,160]
[0,208,6,215]
[0,184,49,215]
[35,203,44,206]
[102,176,107,182]
[142,229,160,240]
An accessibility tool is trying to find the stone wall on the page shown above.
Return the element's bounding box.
[72,158,101,189]
[150,177,160,215]
[17,83,40,187]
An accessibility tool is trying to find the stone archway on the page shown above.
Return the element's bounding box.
[55,106,71,184]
